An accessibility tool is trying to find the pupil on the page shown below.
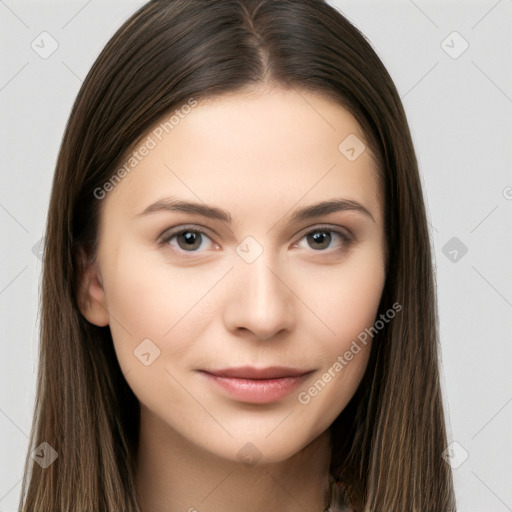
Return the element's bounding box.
[308,231,331,250]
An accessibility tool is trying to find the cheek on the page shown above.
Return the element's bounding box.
[101,246,224,415]
[293,260,383,433]
[294,344,370,445]
[102,244,225,368]
[300,247,386,353]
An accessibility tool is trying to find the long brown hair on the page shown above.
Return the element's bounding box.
[19,0,456,510]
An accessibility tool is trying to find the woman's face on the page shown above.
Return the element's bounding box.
[80,86,386,464]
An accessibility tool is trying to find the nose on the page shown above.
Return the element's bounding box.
[222,252,297,341]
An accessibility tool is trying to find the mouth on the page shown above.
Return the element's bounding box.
[198,366,314,404]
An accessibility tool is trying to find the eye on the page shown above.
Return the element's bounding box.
[160,227,217,252]
[159,224,352,255]
[294,226,352,252]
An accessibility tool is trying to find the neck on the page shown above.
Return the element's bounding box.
[135,405,333,512]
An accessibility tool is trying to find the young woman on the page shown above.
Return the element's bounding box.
[19,0,456,510]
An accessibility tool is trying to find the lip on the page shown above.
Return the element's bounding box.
[198,366,314,404]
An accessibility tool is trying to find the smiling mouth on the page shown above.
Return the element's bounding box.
[197,366,315,404]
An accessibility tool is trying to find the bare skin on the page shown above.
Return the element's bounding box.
[78,85,386,512]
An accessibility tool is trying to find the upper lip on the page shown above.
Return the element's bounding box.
[201,366,313,380]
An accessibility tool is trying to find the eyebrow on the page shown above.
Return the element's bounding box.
[137,197,375,224]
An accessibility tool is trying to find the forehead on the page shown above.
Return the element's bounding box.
[102,87,382,225]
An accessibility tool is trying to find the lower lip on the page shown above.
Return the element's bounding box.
[199,371,310,404]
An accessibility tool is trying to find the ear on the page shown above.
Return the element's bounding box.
[75,246,110,327]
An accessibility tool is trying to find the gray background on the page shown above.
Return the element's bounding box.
[1,1,511,510]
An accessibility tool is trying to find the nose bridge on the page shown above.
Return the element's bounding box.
[242,254,284,308]
[223,243,296,339]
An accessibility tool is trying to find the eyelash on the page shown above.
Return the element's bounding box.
[158,224,353,256]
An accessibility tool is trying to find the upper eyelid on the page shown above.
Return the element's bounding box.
[295,223,352,240]
[159,224,216,242]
